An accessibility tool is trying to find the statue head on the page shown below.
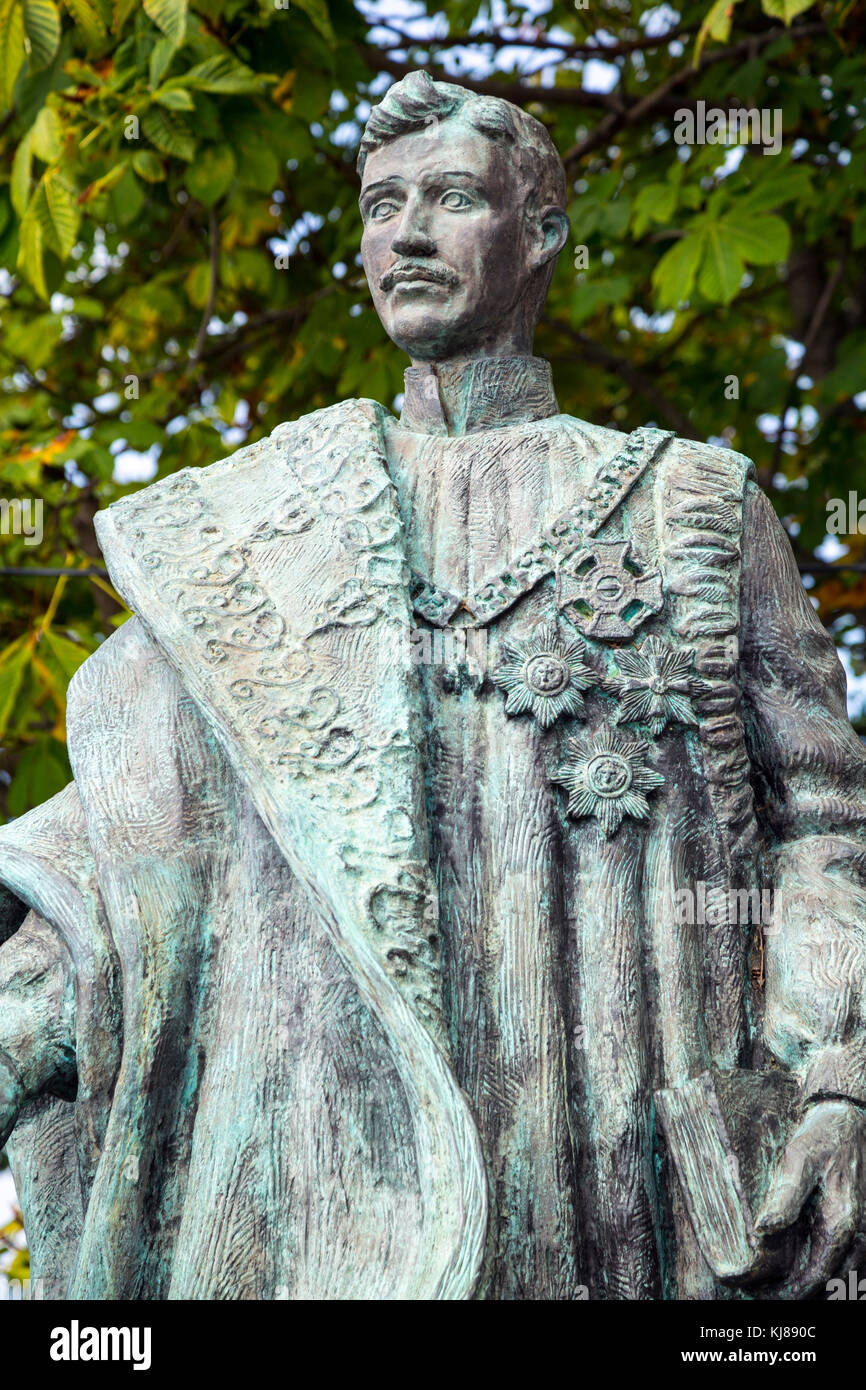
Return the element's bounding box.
[358,71,570,365]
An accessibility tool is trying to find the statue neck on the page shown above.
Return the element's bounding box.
[399,355,559,436]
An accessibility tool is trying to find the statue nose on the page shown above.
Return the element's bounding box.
[390,202,436,258]
[391,227,437,257]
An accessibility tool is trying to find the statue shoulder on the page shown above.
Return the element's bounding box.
[66,615,166,719]
[96,396,390,535]
[85,396,394,684]
[558,414,755,496]
[662,434,755,492]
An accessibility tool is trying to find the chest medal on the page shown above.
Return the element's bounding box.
[407,426,688,837]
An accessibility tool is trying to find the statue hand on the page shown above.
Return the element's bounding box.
[0,1050,24,1149]
[755,1099,866,1298]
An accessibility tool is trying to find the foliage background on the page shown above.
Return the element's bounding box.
[0,0,865,1250]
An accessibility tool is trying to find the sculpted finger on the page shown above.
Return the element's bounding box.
[788,1182,859,1300]
[756,1139,818,1235]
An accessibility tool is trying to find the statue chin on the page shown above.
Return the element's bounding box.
[375,285,497,363]
[382,310,470,363]
[378,287,535,365]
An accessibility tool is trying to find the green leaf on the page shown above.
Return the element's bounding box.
[174,53,264,95]
[736,163,813,213]
[23,0,61,67]
[291,0,334,44]
[819,330,866,401]
[697,223,745,304]
[132,148,165,182]
[7,737,71,818]
[92,418,163,447]
[185,142,235,205]
[41,629,90,682]
[153,85,194,110]
[71,294,103,318]
[233,142,280,193]
[571,275,631,326]
[706,187,728,220]
[760,0,815,21]
[631,182,677,238]
[106,164,144,224]
[3,308,61,366]
[60,0,107,44]
[80,159,126,200]
[142,0,186,44]
[694,0,742,65]
[11,127,34,216]
[148,32,176,88]
[30,103,62,160]
[17,191,48,297]
[42,167,80,256]
[112,0,136,30]
[651,233,703,309]
[599,199,631,239]
[184,259,212,308]
[290,67,331,123]
[0,0,27,109]
[721,212,790,265]
[141,105,195,160]
[0,641,30,739]
[225,246,272,295]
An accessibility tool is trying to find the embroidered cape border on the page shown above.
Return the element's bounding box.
[94,397,489,1302]
[410,425,676,629]
[658,442,763,1029]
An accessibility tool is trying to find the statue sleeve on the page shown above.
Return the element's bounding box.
[740,481,866,1106]
[0,908,76,1144]
[0,778,120,1154]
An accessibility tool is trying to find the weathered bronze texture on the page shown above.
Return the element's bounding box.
[1,70,865,1301]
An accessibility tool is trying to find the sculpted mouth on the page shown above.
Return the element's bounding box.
[380,262,458,292]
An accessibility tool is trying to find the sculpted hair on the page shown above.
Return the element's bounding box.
[357,70,568,214]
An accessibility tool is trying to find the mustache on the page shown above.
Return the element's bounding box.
[379,259,460,292]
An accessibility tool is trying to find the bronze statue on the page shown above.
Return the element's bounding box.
[0,70,864,1300]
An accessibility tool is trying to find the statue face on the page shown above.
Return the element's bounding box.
[360,118,549,363]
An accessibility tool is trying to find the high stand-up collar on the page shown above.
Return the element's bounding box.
[399,356,559,436]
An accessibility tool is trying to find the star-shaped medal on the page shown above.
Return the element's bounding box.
[551,727,665,837]
[606,637,710,736]
[494,623,598,729]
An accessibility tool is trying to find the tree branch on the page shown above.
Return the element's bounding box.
[357,20,827,163]
[355,46,621,112]
[368,22,698,60]
[544,318,701,439]
[768,232,849,485]
[561,20,828,166]
[189,207,220,369]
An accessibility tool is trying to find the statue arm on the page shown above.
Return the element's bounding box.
[740,480,866,1103]
[0,907,76,1146]
[0,776,118,1170]
[737,482,866,1292]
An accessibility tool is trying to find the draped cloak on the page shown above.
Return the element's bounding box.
[1,357,866,1300]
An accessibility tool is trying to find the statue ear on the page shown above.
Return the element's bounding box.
[531,206,570,269]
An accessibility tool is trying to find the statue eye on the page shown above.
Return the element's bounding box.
[440,189,471,211]
[370,199,399,221]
